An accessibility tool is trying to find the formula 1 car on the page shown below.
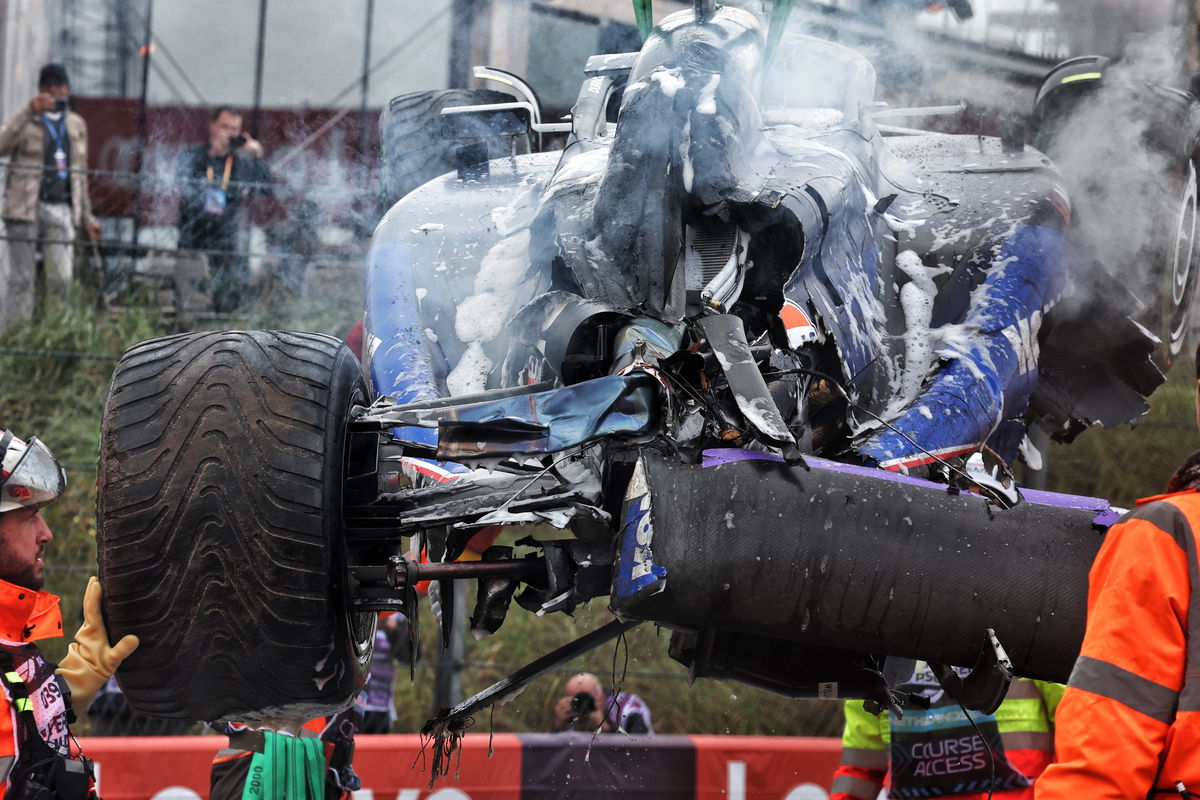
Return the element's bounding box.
[96,1,1199,728]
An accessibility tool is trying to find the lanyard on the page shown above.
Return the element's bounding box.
[41,115,69,180]
[206,155,233,191]
[40,114,67,151]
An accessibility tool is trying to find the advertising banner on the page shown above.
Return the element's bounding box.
[80,734,842,800]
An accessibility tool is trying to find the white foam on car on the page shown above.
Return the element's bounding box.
[447,341,492,395]
[651,67,685,98]
[895,249,938,413]
[466,230,531,337]
[448,227,534,392]
[696,74,721,114]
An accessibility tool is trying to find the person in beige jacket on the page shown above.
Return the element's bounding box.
[0,64,100,328]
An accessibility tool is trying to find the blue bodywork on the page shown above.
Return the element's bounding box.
[361,12,1159,483]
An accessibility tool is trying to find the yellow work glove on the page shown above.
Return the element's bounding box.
[55,577,139,708]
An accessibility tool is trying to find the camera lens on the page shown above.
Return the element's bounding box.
[570,692,596,715]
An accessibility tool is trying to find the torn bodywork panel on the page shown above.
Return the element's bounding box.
[365,33,1162,482]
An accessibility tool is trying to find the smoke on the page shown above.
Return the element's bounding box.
[1039,26,1190,319]
[368,2,1195,415]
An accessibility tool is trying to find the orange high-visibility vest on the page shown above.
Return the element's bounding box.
[1037,490,1200,799]
[0,580,66,794]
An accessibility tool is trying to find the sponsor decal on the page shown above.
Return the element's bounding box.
[614,461,667,600]
[780,300,820,348]
[998,310,1043,376]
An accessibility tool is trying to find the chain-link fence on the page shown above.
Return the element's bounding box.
[0,158,370,330]
[0,155,376,735]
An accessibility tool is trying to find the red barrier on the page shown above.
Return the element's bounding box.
[353,734,523,800]
[693,736,842,800]
[79,734,841,800]
[84,736,221,800]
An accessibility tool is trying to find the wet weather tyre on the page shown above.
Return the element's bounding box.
[1161,160,1200,362]
[97,331,376,722]
[379,88,529,208]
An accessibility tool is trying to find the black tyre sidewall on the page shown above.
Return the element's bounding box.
[1164,161,1199,358]
[323,342,378,701]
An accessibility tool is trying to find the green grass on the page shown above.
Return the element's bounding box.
[2,294,1196,736]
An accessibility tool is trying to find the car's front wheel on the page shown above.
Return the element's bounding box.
[97,330,375,723]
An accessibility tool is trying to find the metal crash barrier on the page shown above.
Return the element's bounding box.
[80,733,841,800]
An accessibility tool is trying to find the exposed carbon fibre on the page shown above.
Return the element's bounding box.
[614,451,1104,682]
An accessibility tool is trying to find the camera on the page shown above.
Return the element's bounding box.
[11,756,91,800]
[570,692,596,716]
[624,712,649,734]
[229,135,247,149]
[52,98,67,113]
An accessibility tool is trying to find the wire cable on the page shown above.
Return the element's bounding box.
[954,700,998,800]
[763,365,980,488]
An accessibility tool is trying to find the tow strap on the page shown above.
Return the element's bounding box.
[240,731,325,800]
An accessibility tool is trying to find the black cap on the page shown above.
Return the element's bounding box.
[37,63,69,89]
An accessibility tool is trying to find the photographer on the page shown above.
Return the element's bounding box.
[552,672,654,735]
[0,64,101,330]
[174,106,272,313]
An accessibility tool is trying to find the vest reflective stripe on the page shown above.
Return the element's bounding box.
[13,699,29,713]
[0,754,12,782]
[3,673,20,685]
[1128,503,1193,549]
[839,746,888,769]
[999,730,1053,751]
[993,697,1053,734]
[831,774,881,799]
[1069,655,1179,724]
[1118,500,1200,714]
[213,747,255,764]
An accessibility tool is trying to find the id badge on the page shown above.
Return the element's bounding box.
[54,148,67,179]
[204,186,228,216]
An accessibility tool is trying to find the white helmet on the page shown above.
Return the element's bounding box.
[0,430,66,514]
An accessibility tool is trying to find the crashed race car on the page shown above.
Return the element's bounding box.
[96,1,1199,732]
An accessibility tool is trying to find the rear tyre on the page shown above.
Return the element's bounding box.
[97,331,375,722]
[1163,160,1199,361]
[379,88,530,209]
[1034,61,1200,369]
